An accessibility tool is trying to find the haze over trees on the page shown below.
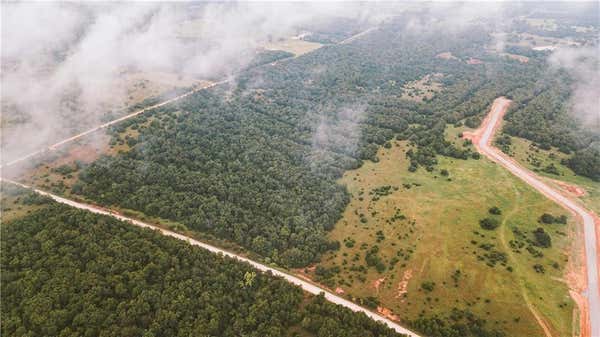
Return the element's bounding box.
[2,3,597,337]
[73,15,577,268]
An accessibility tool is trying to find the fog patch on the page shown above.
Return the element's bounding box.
[549,47,600,130]
[1,2,387,165]
[310,104,367,165]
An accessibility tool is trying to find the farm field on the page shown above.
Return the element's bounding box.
[311,138,579,337]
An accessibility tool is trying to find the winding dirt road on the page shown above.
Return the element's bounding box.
[2,179,420,337]
[465,97,600,337]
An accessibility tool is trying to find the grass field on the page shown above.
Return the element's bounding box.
[0,183,50,222]
[264,38,323,56]
[311,133,579,337]
[492,32,580,50]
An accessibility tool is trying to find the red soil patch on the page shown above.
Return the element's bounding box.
[436,52,459,60]
[377,306,400,321]
[335,287,345,294]
[304,265,317,273]
[466,57,483,65]
[571,290,590,337]
[396,269,413,300]
[373,277,386,293]
[57,141,107,166]
[565,228,589,337]
[461,99,508,149]
[595,213,600,296]
[551,179,586,197]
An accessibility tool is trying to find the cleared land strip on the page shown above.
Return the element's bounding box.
[2,26,378,169]
[465,97,600,337]
[3,80,226,168]
[2,179,420,337]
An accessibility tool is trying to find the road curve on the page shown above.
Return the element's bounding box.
[2,179,420,337]
[471,97,600,337]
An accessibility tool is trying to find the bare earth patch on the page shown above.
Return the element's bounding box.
[396,269,413,300]
[377,306,400,322]
[550,179,587,198]
[373,277,386,293]
[466,57,483,65]
[263,38,322,56]
[501,52,529,63]
[435,51,459,60]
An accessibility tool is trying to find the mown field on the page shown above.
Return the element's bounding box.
[312,135,578,337]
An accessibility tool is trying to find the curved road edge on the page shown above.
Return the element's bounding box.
[465,97,599,337]
[1,179,421,337]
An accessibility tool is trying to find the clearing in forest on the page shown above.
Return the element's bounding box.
[400,73,443,102]
[311,134,579,337]
[263,38,323,56]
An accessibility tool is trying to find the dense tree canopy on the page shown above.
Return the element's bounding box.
[73,16,597,268]
[1,196,404,337]
[74,18,544,267]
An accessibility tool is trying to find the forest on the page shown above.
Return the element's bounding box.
[1,190,404,337]
[72,15,596,270]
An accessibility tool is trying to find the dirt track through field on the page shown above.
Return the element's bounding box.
[464,97,600,337]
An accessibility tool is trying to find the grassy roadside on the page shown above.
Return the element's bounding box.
[507,136,600,215]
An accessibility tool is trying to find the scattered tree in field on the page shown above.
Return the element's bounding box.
[488,206,502,215]
[533,227,552,248]
[479,217,500,230]
[533,264,545,274]
[421,281,436,292]
[539,213,567,224]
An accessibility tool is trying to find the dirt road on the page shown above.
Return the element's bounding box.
[3,26,380,169]
[339,27,378,44]
[466,97,600,337]
[2,179,420,337]
[2,80,227,168]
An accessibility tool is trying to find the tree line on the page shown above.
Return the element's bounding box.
[2,195,405,337]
